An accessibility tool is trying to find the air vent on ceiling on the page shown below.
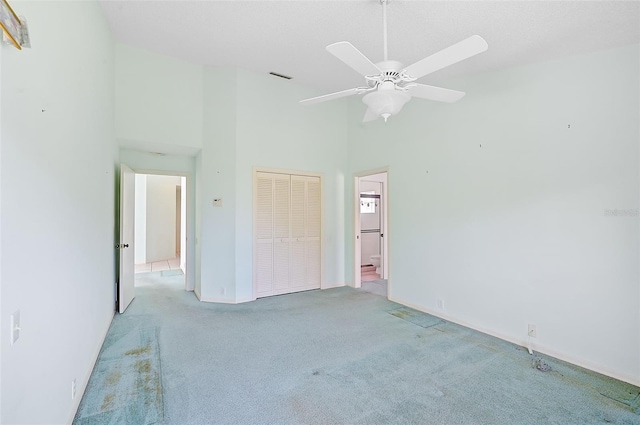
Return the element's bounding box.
[269,72,292,80]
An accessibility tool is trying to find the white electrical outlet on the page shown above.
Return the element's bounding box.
[220,287,226,296]
[437,299,444,310]
[10,310,20,345]
[71,379,76,400]
[528,324,537,338]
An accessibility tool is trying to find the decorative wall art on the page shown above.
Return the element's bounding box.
[0,0,22,49]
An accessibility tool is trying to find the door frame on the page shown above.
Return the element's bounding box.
[353,167,389,291]
[131,168,195,292]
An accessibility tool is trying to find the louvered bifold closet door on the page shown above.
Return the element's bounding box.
[255,173,274,297]
[273,174,291,293]
[290,176,307,290]
[305,177,321,289]
[255,171,321,298]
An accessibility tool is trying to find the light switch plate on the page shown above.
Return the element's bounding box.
[213,198,223,207]
[10,310,20,345]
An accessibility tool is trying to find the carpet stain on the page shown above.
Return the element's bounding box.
[533,357,552,372]
[105,371,121,386]
[388,307,444,329]
[135,359,152,374]
[73,325,164,425]
[101,393,115,411]
[125,345,151,356]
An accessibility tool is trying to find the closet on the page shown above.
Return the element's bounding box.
[254,171,321,298]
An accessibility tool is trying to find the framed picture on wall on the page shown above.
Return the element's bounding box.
[0,0,21,49]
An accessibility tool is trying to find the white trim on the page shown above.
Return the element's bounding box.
[253,166,321,178]
[67,311,115,424]
[198,295,256,304]
[389,295,640,388]
[322,283,346,290]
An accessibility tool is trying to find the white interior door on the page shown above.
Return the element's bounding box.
[118,164,135,313]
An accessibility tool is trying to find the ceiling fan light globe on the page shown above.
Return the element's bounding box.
[362,90,411,121]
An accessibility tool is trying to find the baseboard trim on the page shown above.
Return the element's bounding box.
[197,295,256,304]
[322,283,346,290]
[67,310,115,424]
[388,295,640,388]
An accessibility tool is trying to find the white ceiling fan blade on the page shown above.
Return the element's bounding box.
[362,108,379,122]
[404,35,488,79]
[408,84,466,103]
[300,87,367,105]
[326,42,381,77]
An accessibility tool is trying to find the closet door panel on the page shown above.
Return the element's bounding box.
[255,173,274,296]
[290,176,306,288]
[306,177,321,288]
[273,175,290,291]
[306,177,321,238]
[254,172,322,298]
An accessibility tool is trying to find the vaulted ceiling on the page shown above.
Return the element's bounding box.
[101,0,640,93]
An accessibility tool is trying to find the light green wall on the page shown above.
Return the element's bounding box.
[196,67,349,301]
[1,1,117,423]
[234,69,349,301]
[346,44,640,385]
[109,21,640,387]
[199,67,238,301]
[115,43,203,153]
[113,44,350,303]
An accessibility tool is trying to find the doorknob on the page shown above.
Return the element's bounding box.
[123,244,129,248]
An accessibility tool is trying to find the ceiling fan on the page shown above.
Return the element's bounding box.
[300,0,488,122]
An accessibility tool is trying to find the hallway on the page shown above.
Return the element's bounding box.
[135,257,180,274]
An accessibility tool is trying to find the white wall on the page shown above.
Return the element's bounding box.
[0,1,117,423]
[146,175,181,262]
[134,174,147,264]
[346,45,640,386]
[115,43,203,155]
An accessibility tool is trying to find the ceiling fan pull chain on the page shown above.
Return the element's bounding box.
[381,0,388,61]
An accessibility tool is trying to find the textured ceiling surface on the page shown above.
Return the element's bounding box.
[101,0,640,93]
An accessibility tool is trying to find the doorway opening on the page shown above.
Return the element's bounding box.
[354,170,388,297]
[133,173,187,282]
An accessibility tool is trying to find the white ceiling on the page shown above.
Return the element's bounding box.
[101,0,640,93]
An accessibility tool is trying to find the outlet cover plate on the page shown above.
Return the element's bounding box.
[528,324,537,338]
